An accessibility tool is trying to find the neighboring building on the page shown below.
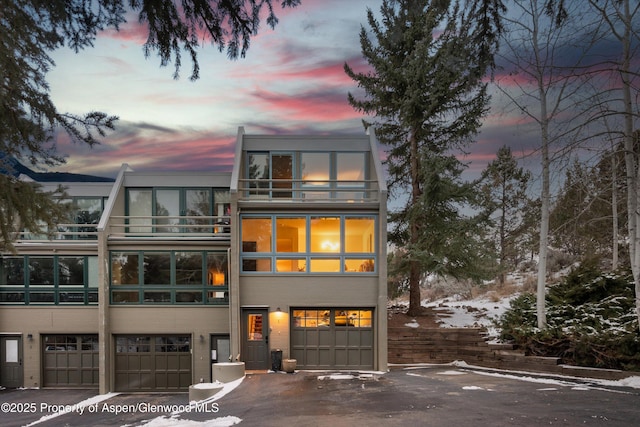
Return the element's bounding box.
[0,127,387,393]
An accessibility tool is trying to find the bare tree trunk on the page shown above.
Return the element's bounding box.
[616,0,640,329]
[534,4,549,329]
[537,116,550,329]
[611,144,619,270]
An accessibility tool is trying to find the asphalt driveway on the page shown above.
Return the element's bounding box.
[1,365,639,426]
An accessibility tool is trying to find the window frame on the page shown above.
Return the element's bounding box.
[0,255,96,305]
[109,250,229,305]
[245,150,369,200]
[125,187,229,234]
[240,214,377,275]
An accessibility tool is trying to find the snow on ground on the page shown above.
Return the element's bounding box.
[404,319,420,328]
[390,291,516,340]
[451,361,640,391]
[391,273,530,338]
[130,377,245,427]
[131,416,242,427]
[425,294,516,338]
[24,393,120,426]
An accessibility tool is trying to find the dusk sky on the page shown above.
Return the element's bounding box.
[47,0,545,181]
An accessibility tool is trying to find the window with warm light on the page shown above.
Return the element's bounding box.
[241,217,272,252]
[247,314,264,340]
[311,216,340,253]
[276,217,306,252]
[110,250,228,304]
[240,214,377,274]
[345,217,375,253]
[292,309,372,328]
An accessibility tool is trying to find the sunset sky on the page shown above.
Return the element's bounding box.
[46,0,546,180]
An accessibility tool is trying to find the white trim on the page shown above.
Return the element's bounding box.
[98,163,132,232]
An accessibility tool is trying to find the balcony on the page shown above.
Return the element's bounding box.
[105,215,231,240]
[15,224,99,242]
[14,215,231,243]
[237,179,380,203]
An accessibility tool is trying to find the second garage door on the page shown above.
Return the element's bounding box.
[291,309,373,370]
[114,335,191,391]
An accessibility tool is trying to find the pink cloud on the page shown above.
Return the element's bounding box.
[54,123,236,177]
[249,88,360,122]
[234,59,356,86]
[100,20,149,45]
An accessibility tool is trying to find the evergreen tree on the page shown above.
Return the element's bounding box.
[0,0,299,251]
[480,145,531,283]
[549,148,627,268]
[345,0,503,315]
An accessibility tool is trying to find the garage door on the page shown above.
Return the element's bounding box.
[291,309,373,370]
[114,335,191,392]
[43,335,99,388]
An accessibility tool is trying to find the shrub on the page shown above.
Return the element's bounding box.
[495,262,640,370]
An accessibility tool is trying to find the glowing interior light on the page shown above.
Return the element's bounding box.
[320,240,340,251]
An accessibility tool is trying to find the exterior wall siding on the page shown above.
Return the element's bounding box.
[108,306,230,389]
[0,307,98,388]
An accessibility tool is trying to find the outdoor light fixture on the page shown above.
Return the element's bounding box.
[27,334,33,340]
[276,307,281,313]
[199,334,204,342]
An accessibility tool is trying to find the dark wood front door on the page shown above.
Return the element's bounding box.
[242,308,269,369]
[1,336,23,388]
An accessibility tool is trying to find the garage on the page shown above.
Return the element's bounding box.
[114,335,191,392]
[42,335,99,388]
[291,309,374,370]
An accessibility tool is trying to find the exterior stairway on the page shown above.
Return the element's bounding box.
[387,327,632,380]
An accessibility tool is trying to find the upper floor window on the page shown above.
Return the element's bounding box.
[240,214,377,274]
[244,151,369,201]
[70,197,105,239]
[22,196,106,240]
[126,188,230,235]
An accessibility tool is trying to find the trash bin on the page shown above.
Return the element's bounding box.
[271,349,283,371]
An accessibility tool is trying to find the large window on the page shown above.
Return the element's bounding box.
[245,151,368,200]
[241,214,377,274]
[110,250,228,304]
[70,197,105,239]
[301,152,330,199]
[126,188,230,234]
[21,196,106,240]
[0,256,98,305]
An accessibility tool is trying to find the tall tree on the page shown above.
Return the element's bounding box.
[0,0,300,251]
[586,0,640,328]
[549,149,626,267]
[480,145,532,284]
[496,0,600,328]
[345,0,503,316]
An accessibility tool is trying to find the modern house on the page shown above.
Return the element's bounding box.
[0,127,388,393]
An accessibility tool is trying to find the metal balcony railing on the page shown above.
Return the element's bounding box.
[14,215,232,241]
[237,179,380,202]
[106,215,231,239]
[15,224,100,241]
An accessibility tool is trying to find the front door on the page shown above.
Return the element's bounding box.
[242,308,269,369]
[1,336,23,388]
